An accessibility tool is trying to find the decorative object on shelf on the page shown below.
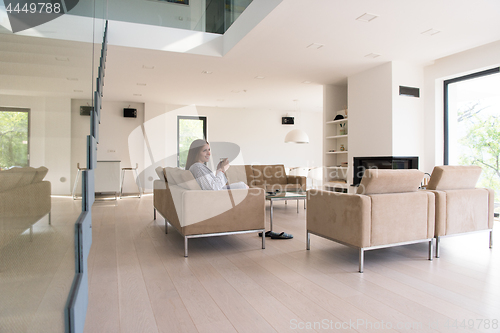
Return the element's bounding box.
[285,100,309,144]
[340,144,345,151]
[334,114,344,121]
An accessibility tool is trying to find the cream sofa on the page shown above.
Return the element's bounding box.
[306,169,435,272]
[153,167,265,257]
[0,167,51,249]
[426,165,495,257]
[223,164,306,192]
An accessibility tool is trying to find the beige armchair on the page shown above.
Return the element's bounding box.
[426,165,494,257]
[307,169,435,272]
[153,167,265,257]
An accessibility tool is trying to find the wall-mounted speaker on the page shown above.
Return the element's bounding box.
[282,116,294,125]
[399,86,420,98]
[124,108,137,118]
[80,106,93,116]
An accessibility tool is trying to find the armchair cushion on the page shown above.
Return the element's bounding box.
[357,169,424,195]
[427,165,482,190]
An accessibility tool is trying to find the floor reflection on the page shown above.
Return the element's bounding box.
[0,197,81,333]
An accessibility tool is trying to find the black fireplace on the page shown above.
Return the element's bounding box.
[353,156,419,186]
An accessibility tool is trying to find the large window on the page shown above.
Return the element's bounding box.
[444,67,500,215]
[0,107,30,169]
[177,116,207,168]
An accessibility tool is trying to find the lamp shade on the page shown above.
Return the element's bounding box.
[285,129,309,144]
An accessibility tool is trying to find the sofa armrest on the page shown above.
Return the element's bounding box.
[287,175,306,190]
[181,188,265,229]
[427,190,446,237]
[306,189,371,248]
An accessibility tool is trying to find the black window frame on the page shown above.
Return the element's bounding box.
[443,67,500,165]
[177,115,207,168]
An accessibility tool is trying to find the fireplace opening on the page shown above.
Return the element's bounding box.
[353,156,419,186]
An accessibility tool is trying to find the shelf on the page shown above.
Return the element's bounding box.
[326,135,348,139]
[326,118,348,125]
[326,166,348,170]
[326,151,348,154]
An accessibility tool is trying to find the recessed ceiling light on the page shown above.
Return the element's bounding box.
[74,90,83,92]
[201,70,213,74]
[356,13,379,22]
[364,53,381,58]
[56,57,69,61]
[231,90,240,93]
[421,28,441,36]
[217,99,225,101]
[133,93,142,96]
[66,77,78,81]
[136,83,147,86]
[302,81,312,84]
[142,65,154,69]
[306,43,324,49]
[255,76,265,79]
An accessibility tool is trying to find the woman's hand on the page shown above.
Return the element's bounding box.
[217,158,230,173]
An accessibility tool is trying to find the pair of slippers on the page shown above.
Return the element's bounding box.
[258,231,293,239]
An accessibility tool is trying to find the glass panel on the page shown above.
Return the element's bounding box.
[178,116,206,168]
[0,0,98,331]
[447,71,500,214]
[0,109,29,168]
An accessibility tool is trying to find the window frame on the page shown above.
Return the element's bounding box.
[443,67,499,165]
[0,106,31,167]
[177,115,207,168]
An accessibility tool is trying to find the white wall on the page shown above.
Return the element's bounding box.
[348,62,393,158]
[391,61,425,163]
[0,94,72,195]
[139,103,323,192]
[423,40,500,172]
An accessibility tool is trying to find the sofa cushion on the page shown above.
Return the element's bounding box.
[32,166,48,183]
[0,167,43,192]
[224,165,248,185]
[357,169,424,195]
[155,166,166,181]
[0,170,24,192]
[250,165,287,187]
[426,165,482,190]
[164,167,201,190]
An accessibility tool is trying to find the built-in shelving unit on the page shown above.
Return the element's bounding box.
[324,109,349,192]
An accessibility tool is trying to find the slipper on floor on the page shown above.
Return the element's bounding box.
[270,232,293,239]
[258,231,280,237]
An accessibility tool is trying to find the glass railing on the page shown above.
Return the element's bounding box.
[67,0,253,34]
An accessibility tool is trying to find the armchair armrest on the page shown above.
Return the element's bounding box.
[307,189,371,248]
[287,175,306,190]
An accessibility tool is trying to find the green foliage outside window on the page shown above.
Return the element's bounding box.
[0,111,29,169]
[458,103,500,210]
[178,118,205,169]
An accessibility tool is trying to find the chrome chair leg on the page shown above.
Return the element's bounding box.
[359,248,364,273]
[306,232,310,250]
[184,237,188,257]
[490,230,493,248]
[436,236,440,258]
[428,239,434,261]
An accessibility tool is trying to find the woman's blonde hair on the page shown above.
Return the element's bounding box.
[185,139,209,170]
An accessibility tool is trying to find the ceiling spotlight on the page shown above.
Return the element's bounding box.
[55,57,69,61]
[74,90,83,92]
[255,76,265,79]
[136,83,147,86]
[133,93,142,96]
[231,90,240,93]
[364,53,381,59]
[307,43,324,49]
[302,81,312,84]
[421,28,441,36]
[201,70,213,74]
[142,65,154,69]
[356,13,379,22]
[66,77,78,81]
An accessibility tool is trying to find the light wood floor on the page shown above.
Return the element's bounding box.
[84,195,500,333]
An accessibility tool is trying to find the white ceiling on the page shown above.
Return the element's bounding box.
[1,0,500,113]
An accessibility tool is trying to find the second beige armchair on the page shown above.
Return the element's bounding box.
[307,169,435,272]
